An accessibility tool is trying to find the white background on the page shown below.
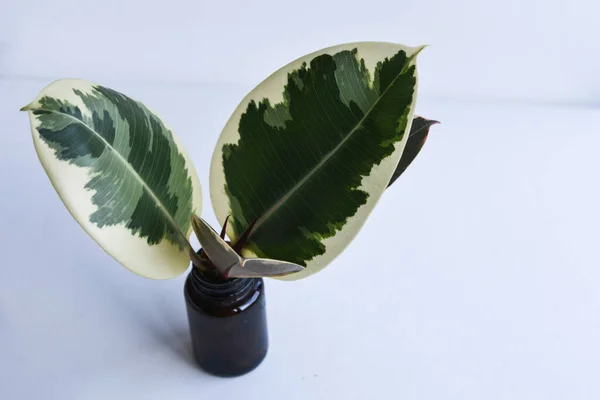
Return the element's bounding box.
[2,1,600,399]
[3,0,600,102]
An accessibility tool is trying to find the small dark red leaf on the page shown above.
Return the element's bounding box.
[387,116,439,187]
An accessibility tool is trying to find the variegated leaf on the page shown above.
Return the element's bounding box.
[387,116,439,187]
[210,42,423,280]
[22,79,202,279]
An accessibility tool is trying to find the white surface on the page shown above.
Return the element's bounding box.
[3,1,600,397]
[3,0,600,102]
[2,77,600,399]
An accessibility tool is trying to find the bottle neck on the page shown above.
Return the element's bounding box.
[188,266,256,304]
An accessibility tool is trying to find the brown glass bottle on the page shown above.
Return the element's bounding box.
[184,265,268,377]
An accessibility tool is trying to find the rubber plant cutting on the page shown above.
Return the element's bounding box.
[21,42,438,377]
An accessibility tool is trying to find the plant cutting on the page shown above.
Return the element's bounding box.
[21,42,438,377]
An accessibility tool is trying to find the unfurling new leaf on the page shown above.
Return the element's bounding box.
[191,215,304,278]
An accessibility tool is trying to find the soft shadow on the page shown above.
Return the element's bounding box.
[83,267,208,374]
[152,298,200,371]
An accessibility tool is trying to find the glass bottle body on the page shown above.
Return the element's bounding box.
[184,267,268,377]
